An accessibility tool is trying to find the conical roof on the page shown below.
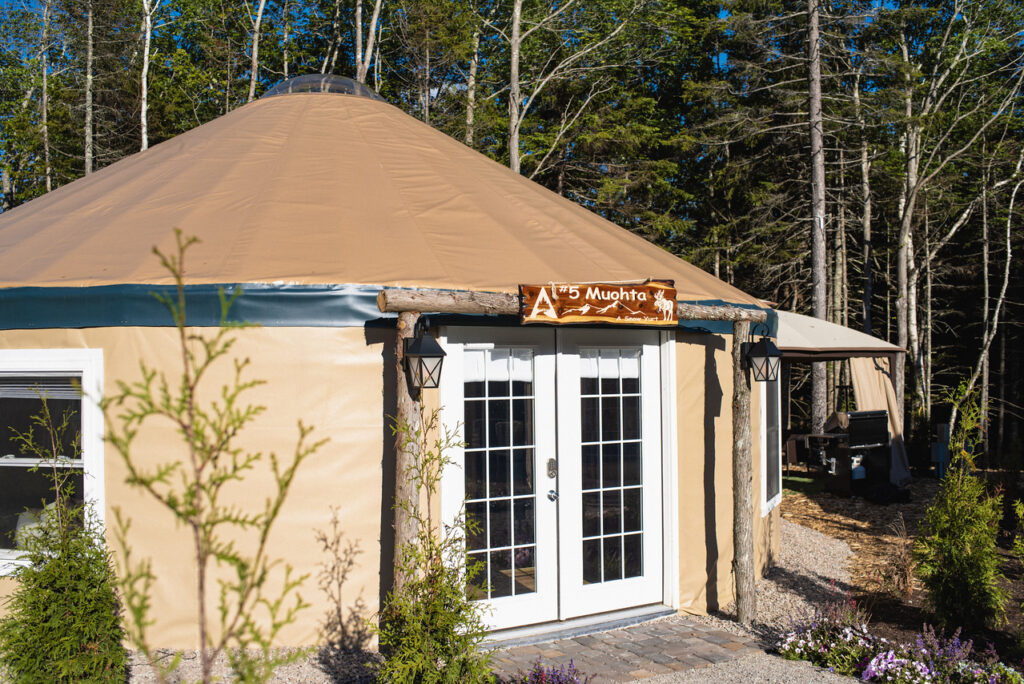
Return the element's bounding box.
[0,91,759,306]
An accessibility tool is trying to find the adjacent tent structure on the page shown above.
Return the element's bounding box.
[775,310,910,485]
[0,78,780,647]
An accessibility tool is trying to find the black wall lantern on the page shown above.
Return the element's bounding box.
[741,324,782,383]
[403,317,446,396]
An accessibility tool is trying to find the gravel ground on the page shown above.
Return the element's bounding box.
[128,519,855,683]
[651,518,857,683]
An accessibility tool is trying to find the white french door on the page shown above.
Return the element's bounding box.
[440,327,664,631]
[556,329,664,618]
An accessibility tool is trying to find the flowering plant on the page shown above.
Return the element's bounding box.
[776,597,876,675]
[777,608,1024,684]
[513,659,593,684]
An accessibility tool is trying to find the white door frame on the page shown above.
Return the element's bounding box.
[439,325,679,630]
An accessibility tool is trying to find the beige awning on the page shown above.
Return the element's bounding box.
[776,310,902,359]
[0,93,760,306]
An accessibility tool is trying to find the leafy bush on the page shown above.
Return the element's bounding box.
[0,403,126,683]
[373,408,493,683]
[776,596,875,675]
[913,460,1007,631]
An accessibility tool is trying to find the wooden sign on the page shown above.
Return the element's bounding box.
[520,280,678,326]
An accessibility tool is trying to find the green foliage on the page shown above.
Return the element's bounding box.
[373,408,493,684]
[104,230,327,684]
[914,458,1007,631]
[0,402,126,683]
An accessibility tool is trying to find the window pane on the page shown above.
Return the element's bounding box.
[602,443,621,488]
[766,379,781,502]
[511,449,534,495]
[488,450,510,498]
[465,451,486,500]
[581,445,600,490]
[600,397,620,441]
[0,396,80,459]
[622,442,641,486]
[489,500,511,548]
[464,401,485,449]
[490,549,512,598]
[583,539,601,584]
[488,400,511,447]
[582,492,601,537]
[0,467,83,551]
[603,537,623,581]
[513,498,535,545]
[513,546,536,595]
[624,534,642,578]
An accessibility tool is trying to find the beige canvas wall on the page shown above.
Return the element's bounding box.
[0,323,782,647]
[0,326,391,648]
[674,331,781,615]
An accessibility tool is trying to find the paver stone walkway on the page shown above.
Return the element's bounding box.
[490,615,762,683]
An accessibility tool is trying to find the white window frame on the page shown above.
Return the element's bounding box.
[760,378,782,516]
[0,349,104,574]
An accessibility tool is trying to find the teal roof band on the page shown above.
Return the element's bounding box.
[0,284,775,335]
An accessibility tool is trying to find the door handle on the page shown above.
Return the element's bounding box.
[547,489,559,502]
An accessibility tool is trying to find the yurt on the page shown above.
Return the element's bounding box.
[0,76,781,647]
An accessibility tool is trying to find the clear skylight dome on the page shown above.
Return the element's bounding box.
[261,74,384,101]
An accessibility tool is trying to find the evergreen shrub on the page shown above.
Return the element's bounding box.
[0,405,126,683]
[914,461,1007,631]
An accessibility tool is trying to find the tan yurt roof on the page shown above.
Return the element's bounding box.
[777,310,903,359]
[0,89,759,307]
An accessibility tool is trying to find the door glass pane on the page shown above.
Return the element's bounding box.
[579,348,643,584]
[464,348,537,599]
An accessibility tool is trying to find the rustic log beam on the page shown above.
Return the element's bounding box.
[377,287,768,323]
[732,319,756,626]
[378,288,519,315]
[393,310,420,594]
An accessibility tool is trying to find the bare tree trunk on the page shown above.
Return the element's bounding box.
[355,0,382,84]
[246,0,268,102]
[422,36,430,124]
[85,0,94,175]
[908,226,926,414]
[354,0,362,73]
[732,320,755,626]
[997,330,1005,456]
[925,227,933,422]
[854,71,872,335]
[283,0,290,79]
[807,0,827,433]
[41,0,52,192]
[948,179,1018,434]
[322,0,341,74]
[508,0,523,174]
[1,167,11,210]
[464,28,480,146]
[981,173,990,459]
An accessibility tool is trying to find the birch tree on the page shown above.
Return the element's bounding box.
[500,0,642,174]
[139,0,163,150]
[885,0,1024,420]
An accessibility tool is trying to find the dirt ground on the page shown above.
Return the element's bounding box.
[780,466,1024,660]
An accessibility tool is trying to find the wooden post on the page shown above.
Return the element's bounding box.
[732,319,755,626]
[393,310,420,593]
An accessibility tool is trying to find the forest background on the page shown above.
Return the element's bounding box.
[0,0,1021,466]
